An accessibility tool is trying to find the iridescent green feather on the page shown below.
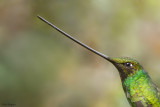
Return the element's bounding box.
[123,70,160,107]
[108,57,160,107]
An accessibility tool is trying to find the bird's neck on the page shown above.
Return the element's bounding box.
[122,69,148,87]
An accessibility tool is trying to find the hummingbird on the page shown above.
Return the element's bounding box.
[37,15,160,107]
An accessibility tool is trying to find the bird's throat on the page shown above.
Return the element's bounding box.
[123,69,147,88]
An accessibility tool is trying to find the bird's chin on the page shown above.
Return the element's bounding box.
[111,64,128,81]
[109,62,122,72]
[114,64,124,73]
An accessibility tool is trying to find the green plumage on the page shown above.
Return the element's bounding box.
[108,57,160,107]
[124,70,160,106]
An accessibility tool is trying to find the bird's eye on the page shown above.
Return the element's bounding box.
[125,62,132,67]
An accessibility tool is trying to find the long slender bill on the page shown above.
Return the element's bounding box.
[37,15,109,60]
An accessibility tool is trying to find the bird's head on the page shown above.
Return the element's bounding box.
[108,57,143,81]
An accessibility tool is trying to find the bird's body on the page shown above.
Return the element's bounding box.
[109,57,160,107]
[124,69,160,107]
[37,16,160,107]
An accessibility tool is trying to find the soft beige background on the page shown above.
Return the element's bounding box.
[0,0,160,107]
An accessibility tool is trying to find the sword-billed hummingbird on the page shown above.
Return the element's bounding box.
[37,15,160,107]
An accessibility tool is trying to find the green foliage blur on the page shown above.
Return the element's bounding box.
[0,0,160,107]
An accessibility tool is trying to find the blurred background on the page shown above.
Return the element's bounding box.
[0,0,160,107]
